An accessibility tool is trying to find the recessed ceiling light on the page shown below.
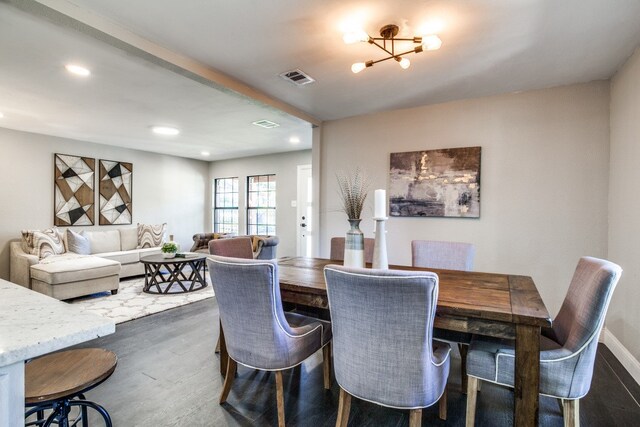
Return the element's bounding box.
[151,126,180,136]
[65,64,91,77]
[289,137,300,144]
[252,120,280,129]
[201,151,210,157]
[0,112,4,119]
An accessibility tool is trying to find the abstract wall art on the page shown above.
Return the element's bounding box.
[99,159,133,225]
[389,147,481,218]
[54,154,95,226]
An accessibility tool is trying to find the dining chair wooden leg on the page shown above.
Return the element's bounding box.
[439,387,447,420]
[275,370,286,427]
[557,398,564,413]
[562,399,579,427]
[219,357,237,404]
[409,409,422,427]
[465,376,479,427]
[219,321,228,376]
[336,387,352,427]
[323,342,332,390]
[459,343,469,393]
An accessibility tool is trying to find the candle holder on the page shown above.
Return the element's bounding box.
[372,216,389,270]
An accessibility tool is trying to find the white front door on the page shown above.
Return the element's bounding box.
[296,165,313,257]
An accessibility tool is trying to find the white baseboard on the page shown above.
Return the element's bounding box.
[600,327,640,386]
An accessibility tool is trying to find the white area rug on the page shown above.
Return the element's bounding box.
[69,276,215,324]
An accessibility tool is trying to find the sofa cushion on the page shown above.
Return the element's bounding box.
[96,249,140,265]
[31,256,120,285]
[137,223,166,248]
[119,227,138,251]
[30,228,66,259]
[137,247,163,257]
[67,229,91,255]
[84,230,121,254]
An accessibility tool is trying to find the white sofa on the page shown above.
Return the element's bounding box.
[10,227,162,300]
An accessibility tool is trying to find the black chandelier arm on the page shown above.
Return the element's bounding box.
[370,37,421,43]
[370,39,395,57]
[365,45,424,66]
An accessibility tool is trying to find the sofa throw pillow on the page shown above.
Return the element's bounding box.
[31,228,66,259]
[137,223,166,248]
[20,229,37,253]
[67,229,91,255]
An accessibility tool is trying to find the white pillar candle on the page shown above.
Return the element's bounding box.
[374,189,386,218]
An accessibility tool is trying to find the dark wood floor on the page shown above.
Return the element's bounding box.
[72,299,640,426]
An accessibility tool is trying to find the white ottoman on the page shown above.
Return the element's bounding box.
[30,255,121,300]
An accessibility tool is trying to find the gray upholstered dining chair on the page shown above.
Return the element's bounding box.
[209,236,254,354]
[208,256,332,427]
[411,239,476,391]
[411,240,476,271]
[324,265,450,427]
[208,236,254,259]
[465,256,622,427]
[330,237,375,263]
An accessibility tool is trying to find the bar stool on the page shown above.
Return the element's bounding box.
[24,348,118,427]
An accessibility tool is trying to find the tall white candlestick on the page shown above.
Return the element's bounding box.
[374,189,386,219]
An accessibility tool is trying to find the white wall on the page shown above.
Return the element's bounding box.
[0,127,209,279]
[320,82,610,317]
[609,47,640,361]
[209,150,312,257]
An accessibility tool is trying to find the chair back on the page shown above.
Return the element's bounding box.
[330,237,375,263]
[207,256,323,370]
[549,257,622,396]
[324,265,450,409]
[209,237,253,259]
[411,240,475,271]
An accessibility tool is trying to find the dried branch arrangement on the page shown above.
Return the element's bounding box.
[336,167,370,220]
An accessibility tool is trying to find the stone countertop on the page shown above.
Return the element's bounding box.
[0,279,115,367]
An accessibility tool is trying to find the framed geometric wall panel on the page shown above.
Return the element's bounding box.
[99,159,133,225]
[54,153,95,226]
[389,147,481,218]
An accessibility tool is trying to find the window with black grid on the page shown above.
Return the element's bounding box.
[247,174,276,235]
[213,177,239,234]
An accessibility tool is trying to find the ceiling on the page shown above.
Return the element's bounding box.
[1,0,640,159]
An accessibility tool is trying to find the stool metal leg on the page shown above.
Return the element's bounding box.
[70,400,113,427]
[43,399,71,427]
[77,394,88,427]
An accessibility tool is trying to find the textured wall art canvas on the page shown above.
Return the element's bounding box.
[389,147,481,218]
[54,154,95,226]
[99,159,133,225]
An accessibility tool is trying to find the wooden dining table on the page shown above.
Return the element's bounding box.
[218,256,551,427]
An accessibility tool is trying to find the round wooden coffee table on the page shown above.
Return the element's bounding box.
[140,253,208,294]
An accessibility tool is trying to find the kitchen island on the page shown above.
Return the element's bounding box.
[0,279,115,427]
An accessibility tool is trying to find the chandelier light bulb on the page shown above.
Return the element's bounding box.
[351,62,367,74]
[422,34,442,51]
[398,57,411,69]
[343,30,369,44]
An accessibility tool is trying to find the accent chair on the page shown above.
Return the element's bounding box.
[324,265,450,427]
[208,256,332,427]
[465,256,622,427]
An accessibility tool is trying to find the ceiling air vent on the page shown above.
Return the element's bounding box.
[279,69,315,86]
[252,119,280,129]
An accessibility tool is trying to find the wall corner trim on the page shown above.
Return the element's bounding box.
[600,327,640,386]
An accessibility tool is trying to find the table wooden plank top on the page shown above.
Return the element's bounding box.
[277,257,551,328]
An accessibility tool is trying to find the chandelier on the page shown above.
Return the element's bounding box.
[344,24,442,73]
